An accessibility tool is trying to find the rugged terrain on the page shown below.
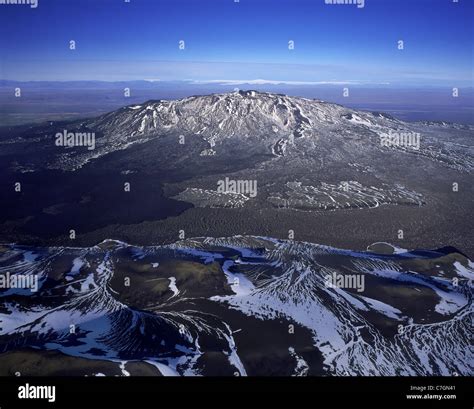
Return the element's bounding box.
[0,237,472,376]
[0,92,472,376]
[0,91,472,255]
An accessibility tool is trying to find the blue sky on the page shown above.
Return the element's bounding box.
[0,0,472,86]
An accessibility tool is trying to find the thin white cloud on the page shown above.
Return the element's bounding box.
[190,79,390,86]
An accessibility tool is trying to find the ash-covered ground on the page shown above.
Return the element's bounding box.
[0,91,472,256]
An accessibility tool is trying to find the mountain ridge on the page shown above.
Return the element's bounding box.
[0,235,472,376]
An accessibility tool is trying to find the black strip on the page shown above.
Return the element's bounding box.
[0,376,471,409]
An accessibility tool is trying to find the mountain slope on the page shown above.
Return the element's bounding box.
[0,90,472,256]
[3,90,472,173]
[0,237,472,376]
